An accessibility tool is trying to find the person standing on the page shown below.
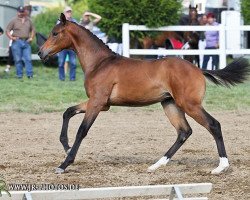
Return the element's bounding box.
[79,11,102,31]
[199,14,208,40]
[80,11,107,43]
[198,14,208,68]
[58,6,77,81]
[6,6,35,79]
[202,12,219,70]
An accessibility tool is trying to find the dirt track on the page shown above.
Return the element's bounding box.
[0,108,249,199]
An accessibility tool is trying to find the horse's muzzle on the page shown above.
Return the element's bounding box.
[38,48,50,62]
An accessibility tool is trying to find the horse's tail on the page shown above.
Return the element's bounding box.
[202,57,250,87]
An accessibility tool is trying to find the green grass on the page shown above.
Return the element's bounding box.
[0,61,249,113]
[204,81,250,111]
[0,61,87,113]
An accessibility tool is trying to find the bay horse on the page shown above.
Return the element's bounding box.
[142,31,183,50]
[38,13,250,174]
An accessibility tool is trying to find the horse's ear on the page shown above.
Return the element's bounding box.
[60,13,66,25]
[189,4,191,9]
[196,4,198,9]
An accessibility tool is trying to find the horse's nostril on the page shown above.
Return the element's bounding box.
[38,51,41,56]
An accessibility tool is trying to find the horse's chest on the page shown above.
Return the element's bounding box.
[84,76,113,99]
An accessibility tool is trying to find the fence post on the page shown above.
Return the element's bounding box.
[219,25,226,69]
[122,23,130,57]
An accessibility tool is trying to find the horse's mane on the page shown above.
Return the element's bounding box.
[69,21,116,55]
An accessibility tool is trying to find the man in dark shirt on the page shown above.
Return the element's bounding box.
[6,6,35,79]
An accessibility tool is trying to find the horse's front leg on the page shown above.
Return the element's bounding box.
[56,99,106,174]
[60,102,88,153]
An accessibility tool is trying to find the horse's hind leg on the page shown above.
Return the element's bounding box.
[184,104,229,174]
[60,102,88,153]
[148,99,192,172]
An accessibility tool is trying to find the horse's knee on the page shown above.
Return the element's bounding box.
[63,107,76,119]
[63,108,70,120]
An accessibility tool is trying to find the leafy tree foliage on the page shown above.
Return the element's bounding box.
[33,1,87,37]
[69,0,88,20]
[33,7,63,37]
[241,0,250,24]
[87,0,182,42]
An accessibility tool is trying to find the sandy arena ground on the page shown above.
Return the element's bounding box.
[0,108,249,199]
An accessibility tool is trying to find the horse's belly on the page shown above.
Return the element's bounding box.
[108,84,171,106]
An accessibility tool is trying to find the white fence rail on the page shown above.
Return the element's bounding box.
[122,23,250,69]
[1,183,212,200]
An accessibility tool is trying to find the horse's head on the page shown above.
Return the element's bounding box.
[38,13,73,61]
[188,5,198,24]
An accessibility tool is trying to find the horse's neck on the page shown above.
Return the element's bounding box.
[189,18,199,25]
[69,25,112,73]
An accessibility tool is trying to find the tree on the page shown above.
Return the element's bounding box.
[33,1,88,37]
[87,0,182,42]
[67,0,88,19]
[241,0,250,24]
[33,7,63,37]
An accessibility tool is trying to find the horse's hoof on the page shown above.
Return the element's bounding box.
[55,168,65,174]
[211,166,229,174]
[147,156,170,173]
[147,166,156,173]
[211,157,229,174]
[66,148,72,155]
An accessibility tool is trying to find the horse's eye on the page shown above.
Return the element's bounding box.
[52,32,58,37]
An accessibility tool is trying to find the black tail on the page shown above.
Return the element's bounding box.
[202,57,250,87]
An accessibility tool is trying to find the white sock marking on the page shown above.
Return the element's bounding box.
[211,157,229,174]
[147,156,170,172]
[55,168,65,174]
